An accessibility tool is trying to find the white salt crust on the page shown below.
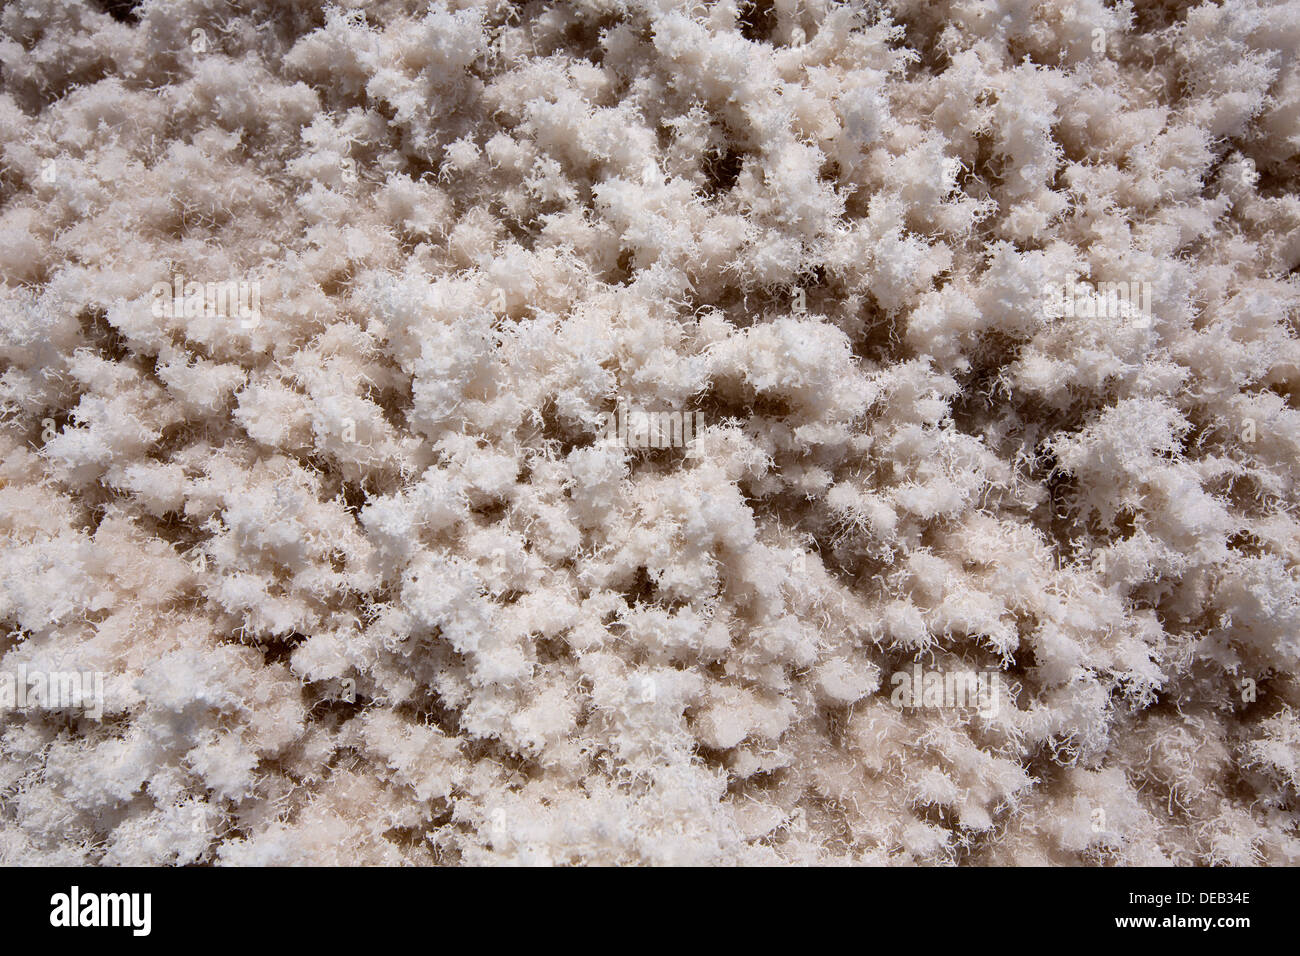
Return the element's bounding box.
[0,0,1298,865]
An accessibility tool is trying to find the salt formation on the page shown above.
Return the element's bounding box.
[1,0,1298,865]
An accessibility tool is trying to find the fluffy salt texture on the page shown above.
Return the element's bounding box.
[0,0,1298,865]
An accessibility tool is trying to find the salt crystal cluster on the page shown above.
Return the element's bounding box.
[1,0,1298,865]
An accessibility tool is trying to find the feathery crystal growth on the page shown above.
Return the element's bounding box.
[1,0,1298,865]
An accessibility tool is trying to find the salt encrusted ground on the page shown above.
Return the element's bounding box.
[1,0,1298,865]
